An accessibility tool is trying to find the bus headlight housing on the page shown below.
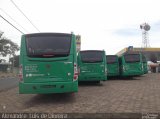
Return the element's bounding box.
[73,63,78,81]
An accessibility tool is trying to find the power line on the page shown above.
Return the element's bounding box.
[0,8,29,33]
[0,14,24,34]
[10,0,40,32]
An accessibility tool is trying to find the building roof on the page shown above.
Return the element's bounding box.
[116,47,160,56]
[116,47,160,61]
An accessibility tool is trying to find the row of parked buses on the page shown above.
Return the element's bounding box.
[19,32,148,94]
[106,53,148,77]
[78,51,148,82]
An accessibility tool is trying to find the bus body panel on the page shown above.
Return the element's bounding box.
[23,57,73,83]
[107,63,119,76]
[78,63,106,81]
[19,33,78,94]
[142,55,148,74]
[106,55,119,76]
[143,62,148,74]
[120,62,144,76]
[119,53,144,77]
[78,50,107,81]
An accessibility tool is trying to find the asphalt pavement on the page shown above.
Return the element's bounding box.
[0,77,18,92]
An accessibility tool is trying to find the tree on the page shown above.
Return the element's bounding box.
[9,55,19,67]
[0,32,19,62]
[0,59,6,63]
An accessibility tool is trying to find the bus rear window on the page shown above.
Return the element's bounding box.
[106,55,117,64]
[124,54,140,63]
[80,51,103,63]
[26,34,71,58]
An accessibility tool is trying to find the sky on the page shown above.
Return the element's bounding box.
[0,0,160,57]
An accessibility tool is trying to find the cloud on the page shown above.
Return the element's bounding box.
[151,21,160,31]
[113,27,140,37]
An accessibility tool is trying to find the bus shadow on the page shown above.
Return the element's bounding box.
[78,81,103,87]
[107,76,141,80]
[120,76,142,80]
[107,76,120,80]
[24,93,76,108]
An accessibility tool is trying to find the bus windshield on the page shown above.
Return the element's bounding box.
[124,54,140,63]
[106,55,117,64]
[80,51,103,63]
[26,34,71,58]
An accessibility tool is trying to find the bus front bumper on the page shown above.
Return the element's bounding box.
[19,81,78,94]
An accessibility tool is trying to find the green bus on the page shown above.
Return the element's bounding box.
[119,53,144,76]
[19,33,78,94]
[142,54,148,74]
[106,55,119,76]
[78,50,107,82]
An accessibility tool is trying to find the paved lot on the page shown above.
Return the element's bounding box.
[0,78,18,92]
[0,73,160,113]
[0,72,17,80]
